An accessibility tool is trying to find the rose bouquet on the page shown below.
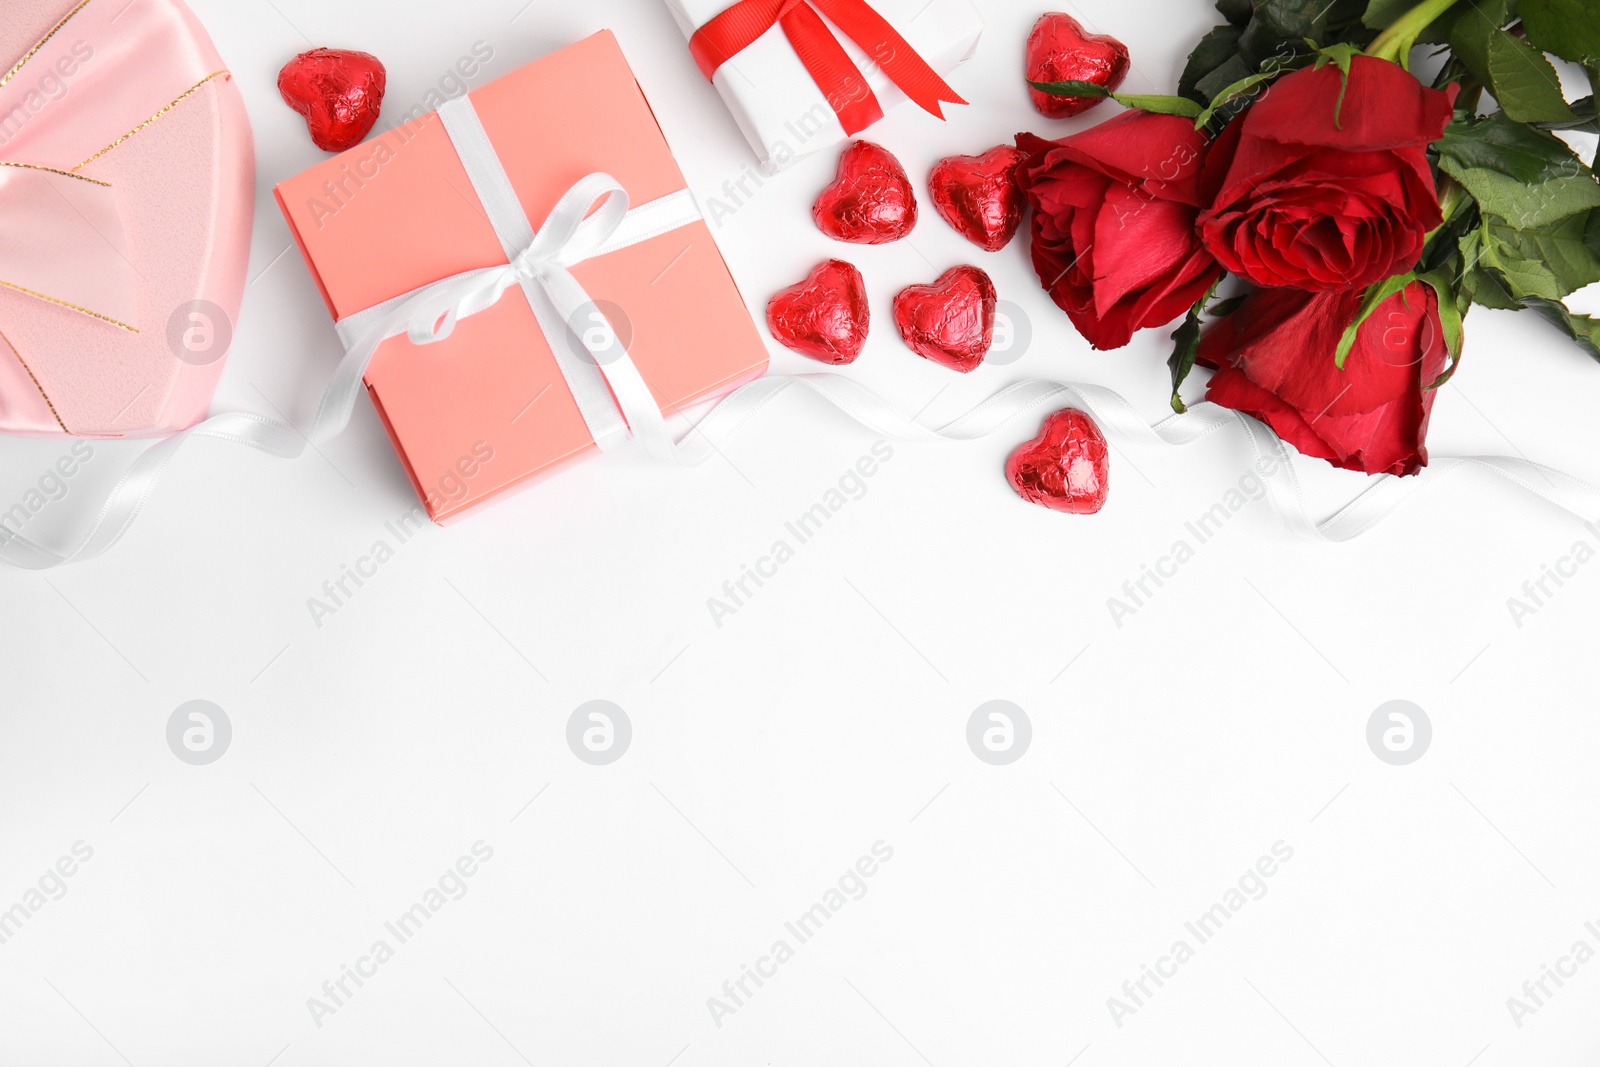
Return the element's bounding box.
[1020,0,1600,476]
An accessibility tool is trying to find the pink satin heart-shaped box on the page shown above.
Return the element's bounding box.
[0,0,253,438]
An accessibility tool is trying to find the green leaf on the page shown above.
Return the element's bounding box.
[1245,0,1335,41]
[1241,0,1365,63]
[1112,94,1206,118]
[1520,0,1600,66]
[1421,190,1479,275]
[1436,114,1600,229]
[1193,69,1280,128]
[1452,199,1600,366]
[1461,266,1524,309]
[1479,212,1600,300]
[1180,23,1246,101]
[1209,295,1248,318]
[1168,278,1229,413]
[1167,313,1204,415]
[1362,0,1417,28]
[1484,31,1577,124]
[1416,270,1466,386]
[1591,66,1600,172]
[1194,54,1256,104]
[1525,297,1600,361]
[1027,79,1109,98]
[1337,273,1417,368]
[1216,0,1253,26]
[1457,229,1525,308]
[1532,94,1598,134]
[1027,80,1204,118]
[1447,0,1511,88]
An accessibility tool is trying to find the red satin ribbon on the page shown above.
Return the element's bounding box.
[689,0,965,136]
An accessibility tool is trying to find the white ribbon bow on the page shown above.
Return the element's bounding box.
[7,98,1600,569]
[328,96,703,461]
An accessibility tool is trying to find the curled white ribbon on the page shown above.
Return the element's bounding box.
[7,368,1599,570]
[4,98,1599,569]
[678,375,1600,540]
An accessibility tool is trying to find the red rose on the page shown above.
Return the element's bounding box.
[1198,281,1450,476]
[1196,56,1456,293]
[1016,112,1222,350]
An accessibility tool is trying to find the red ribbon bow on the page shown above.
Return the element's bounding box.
[689,0,965,136]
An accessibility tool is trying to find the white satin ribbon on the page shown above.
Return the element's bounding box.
[675,374,1600,542]
[327,96,701,460]
[7,363,1600,568]
[8,367,1600,569]
[5,107,1600,567]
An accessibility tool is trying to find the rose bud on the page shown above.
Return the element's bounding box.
[1198,281,1451,476]
[1196,56,1457,293]
[1016,113,1223,351]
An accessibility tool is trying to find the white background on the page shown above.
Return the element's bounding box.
[2,0,1599,1064]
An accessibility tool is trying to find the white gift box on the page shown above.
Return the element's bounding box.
[664,0,984,172]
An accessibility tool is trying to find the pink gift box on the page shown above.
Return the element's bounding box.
[275,31,769,524]
[0,0,253,438]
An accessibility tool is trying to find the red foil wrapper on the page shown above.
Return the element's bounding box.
[813,141,918,244]
[1006,408,1110,513]
[279,47,388,152]
[892,265,996,373]
[929,146,1027,252]
[766,259,871,365]
[1026,14,1130,119]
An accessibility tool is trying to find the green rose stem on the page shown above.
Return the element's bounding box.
[1365,0,1462,65]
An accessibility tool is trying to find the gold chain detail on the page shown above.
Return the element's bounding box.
[0,0,93,92]
[0,326,69,433]
[0,161,109,186]
[0,10,232,332]
[0,279,137,332]
[74,70,231,171]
